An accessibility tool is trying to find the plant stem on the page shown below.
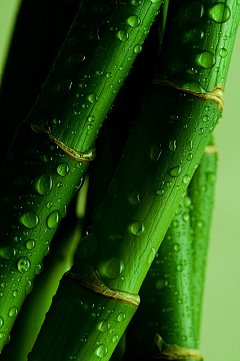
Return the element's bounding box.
[28,2,240,360]
[0,0,164,350]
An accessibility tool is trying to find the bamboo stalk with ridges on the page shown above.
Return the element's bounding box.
[0,0,164,350]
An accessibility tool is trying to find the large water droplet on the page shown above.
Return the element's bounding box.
[129,221,145,236]
[117,313,126,322]
[169,166,182,177]
[47,210,60,229]
[209,3,231,23]
[98,257,124,279]
[128,191,141,206]
[57,164,69,177]
[8,307,18,317]
[183,175,191,185]
[25,239,36,250]
[96,344,108,358]
[19,211,39,229]
[88,93,98,103]
[34,174,53,195]
[17,257,31,273]
[0,246,16,260]
[127,15,141,27]
[116,29,129,41]
[185,1,205,21]
[77,234,98,260]
[197,51,216,69]
[219,47,228,58]
[98,320,110,333]
[133,44,142,54]
[0,317,4,329]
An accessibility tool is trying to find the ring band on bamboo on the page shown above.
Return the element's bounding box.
[154,334,203,361]
[29,122,96,162]
[152,79,224,110]
[204,145,218,154]
[64,266,140,307]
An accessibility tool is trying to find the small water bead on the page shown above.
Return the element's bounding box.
[219,47,228,58]
[19,211,39,229]
[173,220,179,228]
[116,29,129,41]
[88,93,98,103]
[35,263,43,275]
[98,320,110,333]
[198,128,204,135]
[150,142,162,161]
[8,306,18,317]
[13,290,19,297]
[188,27,204,42]
[127,15,141,27]
[197,51,216,69]
[133,44,142,54]
[187,153,193,161]
[0,246,16,260]
[68,53,85,66]
[106,72,112,78]
[0,317,4,329]
[176,264,183,272]
[46,201,53,209]
[207,172,216,184]
[96,344,108,358]
[169,140,177,152]
[17,257,31,273]
[197,220,204,229]
[112,335,119,343]
[128,191,141,206]
[57,163,69,177]
[185,1,205,22]
[173,243,180,252]
[77,234,98,260]
[148,248,156,264]
[34,174,53,195]
[182,212,190,223]
[129,221,145,236]
[47,210,60,229]
[0,332,6,339]
[209,3,231,23]
[169,166,182,178]
[131,0,141,5]
[183,175,191,185]
[98,257,124,279]
[203,115,209,122]
[117,313,126,322]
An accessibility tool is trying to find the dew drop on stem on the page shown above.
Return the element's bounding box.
[208,3,231,23]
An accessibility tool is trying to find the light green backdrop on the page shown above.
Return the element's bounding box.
[0,1,240,360]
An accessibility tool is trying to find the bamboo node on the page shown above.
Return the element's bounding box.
[152,79,224,110]
[64,265,140,307]
[28,122,96,162]
[154,334,203,360]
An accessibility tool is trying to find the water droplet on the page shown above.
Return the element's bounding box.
[219,47,228,58]
[57,163,69,177]
[183,175,191,184]
[197,220,204,229]
[197,51,216,69]
[0,246,16,260]
[47,201,53,209]
[176,264,183,272]
[13,290,19,297]
[209,3,231,23]
[203,115,209,122]
[188,27,204,42]
[182,212,190,222]
[187,153,193,161]
[205,106,210,111]
[150,143,162,161]
[87,115,95,123]
[19,211,39,229]
[77,234,98,260]
[169,140,177,152]
[128,191,141,206]
[98,320,110,332]
[25,278,34,295]
[129,221,145,236]
[131,0,141,5]
[106,72,112,78]
[173,220,179,228]
[35,263,43,275]
[207,172,216,184]
[112,335,119,342]
[133,44,142,54]
[117,313,126,322]
[88,93,98,103]
[47,210,60,229]
[182,335,188,341]
[17,257,31,273]
[68,53,85,65]
[116,29,129,41]
[0,317,4,329]
[173,243,180,252]
[148,248,156,264]
[0,332,6,339]
[127,15,141,27]
[92,205,104,221]
[184,196,191,208]
[25,239,36,251]
[169,166,182,177]
[96,344,108,358]
[98,257,124,279]
[198,128,204,135]
[188,140,193,151]
[8,306,18,317]
[34,174,53,195]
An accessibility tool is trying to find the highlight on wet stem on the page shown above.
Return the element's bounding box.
[0,1,239,361]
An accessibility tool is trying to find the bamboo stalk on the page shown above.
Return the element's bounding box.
[28,1,240,360]
[0,0,164,350]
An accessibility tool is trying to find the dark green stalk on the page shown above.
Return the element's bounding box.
[0,0,164,350]
[188,138,217,341]
[28,2,240,360]
[125,196,195,360]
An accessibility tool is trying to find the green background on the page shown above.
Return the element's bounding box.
[0,0,240,360]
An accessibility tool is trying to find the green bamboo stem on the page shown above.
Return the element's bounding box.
[188,138,217,342]
[125,196,195,360]
[0,0,164,350]
[28,2,240,360]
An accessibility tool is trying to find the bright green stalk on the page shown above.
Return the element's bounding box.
[0,0,164,350]
[28,1,240,360]
[125,196,194,360]
[188,138,217,342]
